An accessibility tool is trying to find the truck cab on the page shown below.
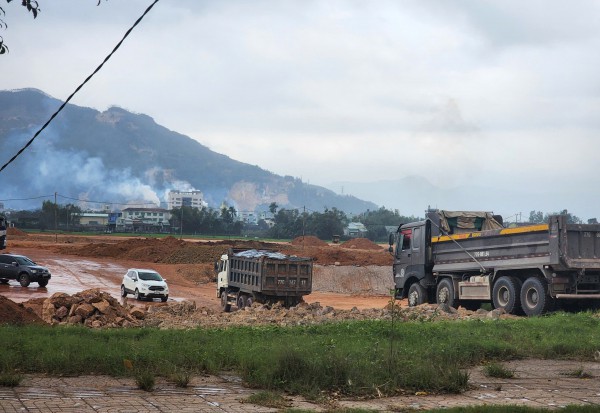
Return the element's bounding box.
[390,220,434,304]
[215,253,229,298]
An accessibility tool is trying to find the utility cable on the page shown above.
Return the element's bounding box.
[0,0,160,175]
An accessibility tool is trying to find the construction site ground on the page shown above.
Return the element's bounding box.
[1,232,600,411]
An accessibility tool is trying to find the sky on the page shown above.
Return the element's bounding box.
[2,0,600,219]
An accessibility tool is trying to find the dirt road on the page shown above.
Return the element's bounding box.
[1,245,393,311]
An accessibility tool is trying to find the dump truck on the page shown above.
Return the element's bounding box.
[216,248,313,312]
[389,210,600,316]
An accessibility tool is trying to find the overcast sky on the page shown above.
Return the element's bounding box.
[2,0,600,218]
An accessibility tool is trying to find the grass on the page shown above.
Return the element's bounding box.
[0,311,599,398]
[0,371,23,387]
[561,367,594,379]
[135,370,155,391]
[483,362,515,379]
[243,391,290,408]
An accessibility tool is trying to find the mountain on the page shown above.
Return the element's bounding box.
[0,89,377,214]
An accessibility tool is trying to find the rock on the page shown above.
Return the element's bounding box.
[92,299,111,314]
[41,301,56,323]
[68,314,83,324]
[75,303,96,318]
[130,308,145,319]
[55,306,69,319]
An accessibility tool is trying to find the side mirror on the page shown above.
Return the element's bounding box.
[388,232,395,246]
[214,261,219,272]
[11,261,18,267]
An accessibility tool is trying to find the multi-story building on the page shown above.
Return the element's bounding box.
[167,190,206,210]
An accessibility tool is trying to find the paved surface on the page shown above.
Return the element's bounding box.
[1,360,600,412]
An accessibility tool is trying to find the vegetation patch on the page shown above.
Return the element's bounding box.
[483,362,515,379]
[243,390,290,408]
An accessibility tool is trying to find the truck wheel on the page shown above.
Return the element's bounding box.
[120,285,127,297]
[246,296,254,307]
[37,280,48,288]
[492,276,521,314]
[408,283,427,307]
[221,293,231,312]
[521,277,552,316]
[19,273,30,287]
[436,278,456,308]
[237,295,247,310]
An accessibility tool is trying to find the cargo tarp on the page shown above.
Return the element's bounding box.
[438,211,503,234]
[233,249,288,260]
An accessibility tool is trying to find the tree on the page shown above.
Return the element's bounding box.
[268,202,278,215]
[1,1,41,54]
[528,210,544,224]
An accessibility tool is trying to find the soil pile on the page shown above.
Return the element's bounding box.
[23,289,145,328]
[291,236,328,247]
[51,236,392,266]
[7,227,27,236]
[144,300,517,329]
[0,295,45,325]
[341,238,384,250]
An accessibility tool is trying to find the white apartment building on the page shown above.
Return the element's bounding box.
[168,190,206,210]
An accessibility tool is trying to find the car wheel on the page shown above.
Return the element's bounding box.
[0,278,9,284]
[37,280,48,288]
[19,273,30,287]
[134,288,142,301]
[161,295,168,302]
[120,285,127,297]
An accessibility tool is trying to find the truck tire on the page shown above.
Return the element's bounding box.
[237,295,247,310]
[436,278,456,308]
[19,273,30,287]
[492,276,521,314]
[221,293,231,312]
[408,283,427,307]
[246,296,254,307]
[521,277,552,316]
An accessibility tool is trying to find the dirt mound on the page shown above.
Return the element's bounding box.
[0,295,45,325]
[341,238,384,250]
[23,289,145,328]
[291,236,328,247]
[7,227,27,236]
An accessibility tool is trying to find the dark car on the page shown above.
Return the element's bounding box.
[0,254,51,287]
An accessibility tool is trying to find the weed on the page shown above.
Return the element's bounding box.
[135,371,155,392]
[0,371,23,387]
[170,370,191,387]
[243,391,290,408]
[561,367,594,379]
[483,363,515,379]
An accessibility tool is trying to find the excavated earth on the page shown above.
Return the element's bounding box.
[0,232,522,328]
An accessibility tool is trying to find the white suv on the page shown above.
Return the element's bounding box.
[121,268,169,302]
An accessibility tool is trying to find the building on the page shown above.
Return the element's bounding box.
[120,207,171,232]
[168,190,206,210]
[78,213,110,226]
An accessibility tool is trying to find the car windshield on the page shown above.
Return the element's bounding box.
[138,271,163,281]
[14,256,35,266]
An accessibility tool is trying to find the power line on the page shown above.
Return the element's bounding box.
[0,0,160,175]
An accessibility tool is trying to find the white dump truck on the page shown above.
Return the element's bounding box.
[216,248,313,312]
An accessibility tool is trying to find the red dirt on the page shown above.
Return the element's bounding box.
[341,237,384,250]
[7,227,27,236]
[0,295,45,325]
[291,235,329,247]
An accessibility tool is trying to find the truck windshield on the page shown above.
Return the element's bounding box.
[138,271,163,281]
[401,229,412,250]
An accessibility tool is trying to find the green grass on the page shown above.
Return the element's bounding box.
[0,371,23,387]
[243,390,290,408]
[483,362,515,379]
[1,312,599,398]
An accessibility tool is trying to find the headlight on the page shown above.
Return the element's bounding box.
[31,270,37,273]
[141,283,150,288]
